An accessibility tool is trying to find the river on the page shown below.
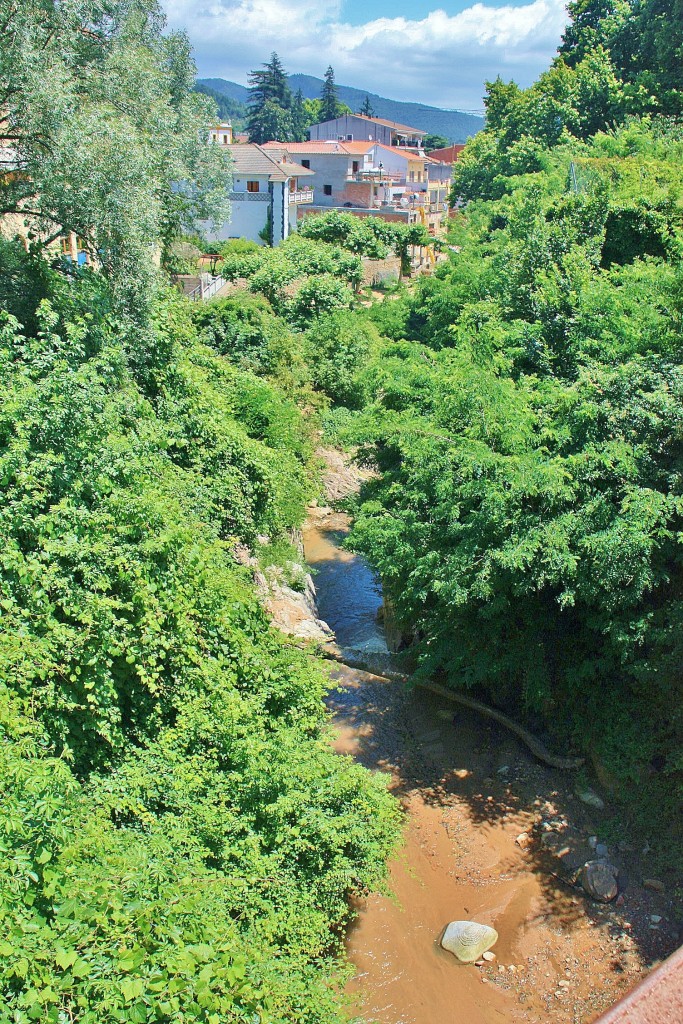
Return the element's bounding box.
[302,494,658,1024]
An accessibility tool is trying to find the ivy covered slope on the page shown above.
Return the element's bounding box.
[0,3,400,1022]
[337,4,683,847]
[0,261,401,1023]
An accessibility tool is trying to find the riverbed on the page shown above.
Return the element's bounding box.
[302,477,673,1024]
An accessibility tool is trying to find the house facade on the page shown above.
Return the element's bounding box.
[209,122,233,146]
[309,114,426,149]
[263,141,375,209]
[203,144,313,247]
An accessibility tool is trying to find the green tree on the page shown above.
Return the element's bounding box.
[359,94,376,117]
[320,65,341,122]
[423,134,450,152]
[291,88,309,142]
[247,99,293,144]
[0,0,231,322]
[559,0,632,67]
[246,52,293,142]
[247,51,292,109]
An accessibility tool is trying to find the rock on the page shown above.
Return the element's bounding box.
[588,836,598,850]
[595,842,609,859]
[650,915,662,924]
[643,878,666,893]
[482,951,496,962]
[577,789,605,810]
[581,860,619,903]
[441,921,498,963]
[516,832,531,848]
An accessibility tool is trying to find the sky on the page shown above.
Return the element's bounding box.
[161,0,570,112]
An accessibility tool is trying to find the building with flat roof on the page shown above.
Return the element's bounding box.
[309,113,426,149]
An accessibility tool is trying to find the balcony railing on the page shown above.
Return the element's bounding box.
[288,189,314,205]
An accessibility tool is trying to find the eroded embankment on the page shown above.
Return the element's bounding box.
[299,449,679,1024]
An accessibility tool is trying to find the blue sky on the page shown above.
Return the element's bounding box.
[161,0,569,112]
[341,0,535,22]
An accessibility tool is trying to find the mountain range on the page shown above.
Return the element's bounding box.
[197,75,484,143]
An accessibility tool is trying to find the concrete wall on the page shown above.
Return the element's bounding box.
[203,190,271,246]
[291,152,355,208]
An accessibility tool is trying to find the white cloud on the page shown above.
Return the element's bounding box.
[162,0,568,110]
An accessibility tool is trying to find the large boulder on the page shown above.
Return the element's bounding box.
[581,860,619,902]
[441,921,498,963]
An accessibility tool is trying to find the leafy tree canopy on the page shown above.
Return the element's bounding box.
[0,0,231,321]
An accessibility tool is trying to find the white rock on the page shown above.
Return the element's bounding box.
[577,789,605,810]
[482,951,496,962]
[441,921,498,963]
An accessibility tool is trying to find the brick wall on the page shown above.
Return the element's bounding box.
[337,182,374,209]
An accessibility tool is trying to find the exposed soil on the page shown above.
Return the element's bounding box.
[300,450,680,1024]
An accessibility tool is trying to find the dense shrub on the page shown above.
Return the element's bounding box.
[0,277,401,1021]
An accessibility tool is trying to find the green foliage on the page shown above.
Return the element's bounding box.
[359,95,376,117]
[423,134,450,152]
[320,66,342,123]
[303,312,380,407]
[335,119,683,852]
[0,0,231,322]
[193,83,248,126]
[191,292,298,374]
[246,52,293,143]
[0,264,401,1018]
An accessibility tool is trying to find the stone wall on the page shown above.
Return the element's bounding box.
[360,255,402,287]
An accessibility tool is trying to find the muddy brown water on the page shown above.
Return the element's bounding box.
[303,507,668,1024]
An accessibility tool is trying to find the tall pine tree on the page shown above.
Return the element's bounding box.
[320,65,340,122]
[359,94,376,117]
[246,52,292,142]
[291,89,309,142]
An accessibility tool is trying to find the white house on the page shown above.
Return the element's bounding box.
[204,144,314,247]
[209,122,233,146]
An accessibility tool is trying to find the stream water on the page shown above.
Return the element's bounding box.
[303,504,655,1024]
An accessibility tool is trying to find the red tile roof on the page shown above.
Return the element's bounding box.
[428,144,467,163]
[264,140,373,155]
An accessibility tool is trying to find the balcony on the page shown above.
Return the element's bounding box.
[288,188,314,205]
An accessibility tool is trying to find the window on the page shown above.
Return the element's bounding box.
[246,180,259,192]
[346,134,353,141]
[352,161,359,173]
[301,159,310,169]
[323,184,332,196]
[222,134,228,144]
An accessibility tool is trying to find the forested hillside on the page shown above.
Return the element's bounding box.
[0,3,400,1021]
[326,0,683,854]
[197,75,484,142]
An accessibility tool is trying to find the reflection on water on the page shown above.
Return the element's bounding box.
[303,511,388,658]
